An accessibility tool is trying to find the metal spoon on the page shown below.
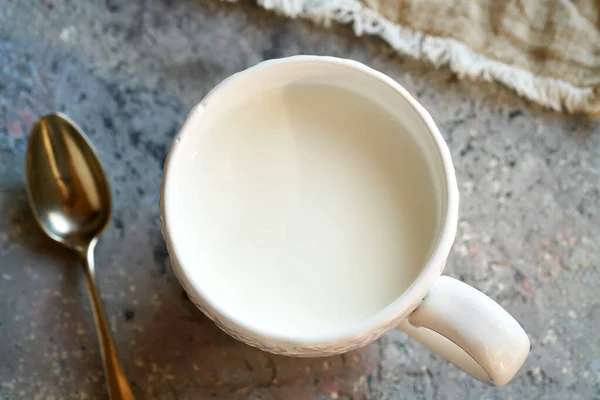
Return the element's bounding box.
[25,113,134,400]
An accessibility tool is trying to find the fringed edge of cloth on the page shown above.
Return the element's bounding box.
[243,0,600,118]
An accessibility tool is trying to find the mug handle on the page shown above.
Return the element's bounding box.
[398,276,530,386]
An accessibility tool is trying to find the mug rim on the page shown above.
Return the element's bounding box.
[160,55,459,349]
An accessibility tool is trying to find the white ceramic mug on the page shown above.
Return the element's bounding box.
[160,56,529,386]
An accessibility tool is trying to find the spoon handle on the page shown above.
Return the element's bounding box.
[82,242,135,400]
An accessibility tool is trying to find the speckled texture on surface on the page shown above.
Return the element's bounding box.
[0,0,599,399]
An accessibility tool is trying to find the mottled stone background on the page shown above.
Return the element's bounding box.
[0,0,599,399]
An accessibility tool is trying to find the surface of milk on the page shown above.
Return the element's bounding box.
[171,84,438,336]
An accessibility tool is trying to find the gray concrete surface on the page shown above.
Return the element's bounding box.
[1,0,599,398]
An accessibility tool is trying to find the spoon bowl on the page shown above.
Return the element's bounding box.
[26,113,111,254]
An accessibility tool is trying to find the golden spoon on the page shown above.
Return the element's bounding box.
[25,113,134,399]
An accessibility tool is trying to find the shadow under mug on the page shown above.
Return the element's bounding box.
[160,56,530,386]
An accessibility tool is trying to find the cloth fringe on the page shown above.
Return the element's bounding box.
[245,0,600,117]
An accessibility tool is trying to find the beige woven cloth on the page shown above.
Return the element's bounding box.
[254,0,600,117]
